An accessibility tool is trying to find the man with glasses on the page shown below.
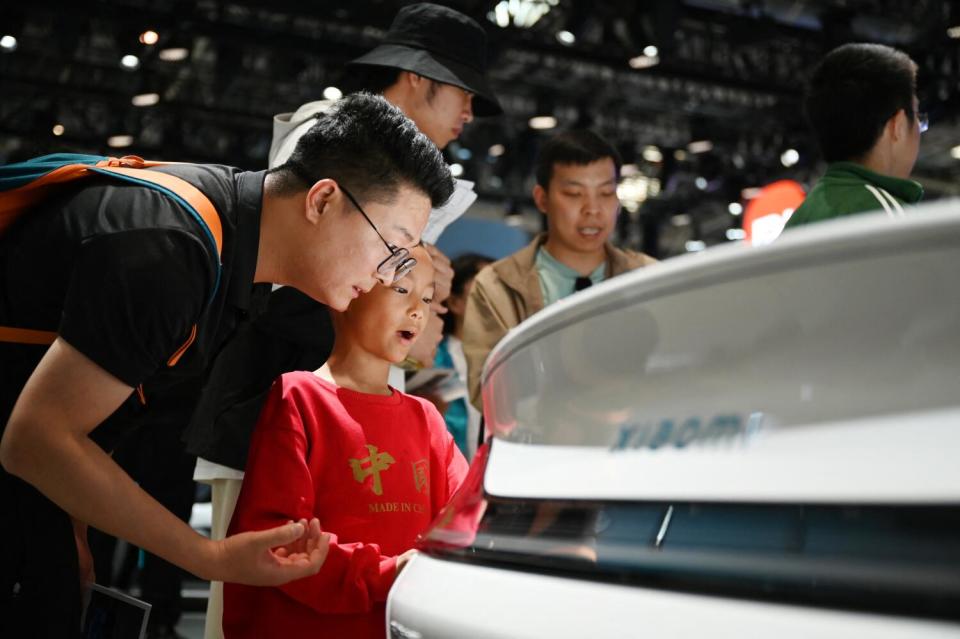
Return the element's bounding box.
[187,8,499,637]
[785,43,925,229]
[0,93,453,637]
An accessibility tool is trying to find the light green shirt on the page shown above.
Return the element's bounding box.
[535,246,606,307]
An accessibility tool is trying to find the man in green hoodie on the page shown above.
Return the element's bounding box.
[785,43,925,229]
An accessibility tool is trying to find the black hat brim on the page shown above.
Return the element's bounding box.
[349,45,502,117]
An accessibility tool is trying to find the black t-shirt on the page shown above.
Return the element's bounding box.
[183,286,335,470]
[0,164,266,447]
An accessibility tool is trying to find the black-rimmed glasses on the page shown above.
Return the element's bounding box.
[338,184,417,283]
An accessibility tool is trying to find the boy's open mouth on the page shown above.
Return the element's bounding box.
[398,330,417,341]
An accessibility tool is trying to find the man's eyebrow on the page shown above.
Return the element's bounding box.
[559,178,617,187]
[393,225,416,245]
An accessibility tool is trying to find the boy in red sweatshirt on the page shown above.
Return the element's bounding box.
[223,244,468,638]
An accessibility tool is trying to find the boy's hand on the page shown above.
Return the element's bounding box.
[210,519,330,586]
[424,244,453,305]
[397,549,418,575]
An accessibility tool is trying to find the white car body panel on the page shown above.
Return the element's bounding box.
[388,555,960,639]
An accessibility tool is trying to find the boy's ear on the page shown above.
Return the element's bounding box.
[532,183,548,215]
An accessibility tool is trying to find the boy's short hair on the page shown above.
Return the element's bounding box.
[534,130,622,188]
[271,92,454,208]
[805,43,918,163]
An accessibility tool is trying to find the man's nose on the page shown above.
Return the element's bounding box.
[583,191,602,215]
[374,270,392,286]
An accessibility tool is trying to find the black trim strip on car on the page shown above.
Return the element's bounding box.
[420,496,960,622]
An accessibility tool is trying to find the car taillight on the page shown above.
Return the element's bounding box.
[416,441,491,552]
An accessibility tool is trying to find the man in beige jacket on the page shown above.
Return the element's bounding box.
[463,130,656,411]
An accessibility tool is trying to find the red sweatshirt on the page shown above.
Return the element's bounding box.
[223,371,468,638]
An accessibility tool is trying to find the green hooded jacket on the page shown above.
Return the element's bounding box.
[786,162,923,229]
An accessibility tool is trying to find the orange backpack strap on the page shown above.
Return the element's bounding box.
[0,326,58,345]
[0,155,223,370]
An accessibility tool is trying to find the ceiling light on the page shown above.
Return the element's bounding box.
[628,54,659,69]
[621,163,639,177]
[0,35,17,51]
[671,213,691,226]
[643,45,658,57]
[728,202,743,215]
[950,145,960,159]
[449,163,464,177]
[528,115,558,130]
[673,149,688,161]
[948,25,960,38]
[131,92,160,107]
[695,176,708,190]
[108,135,134,148]
[52,124,65,136]
[158,47,189,62]
[687,140,713,154]
[322,86,342,101]
[780,148,800,167]
[488,143,505,157]
[617,174,658,211]
[741,187,762,200]
[685,240,706,252]
[557,30,575,45]
[726,228,746,241]
[641,145,663,163]
[489,0,558,29]
[120,54,140,70]
[139,30,159,45]
[456,147,472,161]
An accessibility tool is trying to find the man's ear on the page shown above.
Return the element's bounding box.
[888,108,910,143]
[399,70,427,91]
[305,178,337,224]
[532,183,548,214]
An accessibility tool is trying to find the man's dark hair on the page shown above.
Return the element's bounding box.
[805,43,918,163]
[270,92,453,208]
[345,66,442,103]
[342,65,404,96]
[534,129,623,188]
[442,252,493,335]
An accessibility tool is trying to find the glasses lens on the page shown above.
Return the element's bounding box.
[392,257,417,283]
[918,112,929,133]
[377,247,409,278]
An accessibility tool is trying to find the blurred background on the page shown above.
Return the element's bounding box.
[1,0,958,258]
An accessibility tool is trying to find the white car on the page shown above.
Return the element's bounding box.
[387,202,960,639]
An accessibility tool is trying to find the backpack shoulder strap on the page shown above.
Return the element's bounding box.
[0,157,224,370]
[90,162,223,258]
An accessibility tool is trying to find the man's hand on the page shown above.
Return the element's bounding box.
[407,311,444,367]
[211,518,330,586]
[424,244,453,305]
[72,518,95,586]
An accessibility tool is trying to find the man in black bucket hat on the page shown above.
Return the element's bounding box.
[270,2,502,163]
[186,6,501,638]
[348,1,503,134]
